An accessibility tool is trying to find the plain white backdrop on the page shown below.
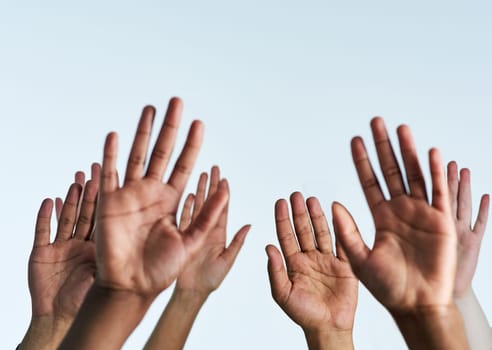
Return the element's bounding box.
[1,1,492,348]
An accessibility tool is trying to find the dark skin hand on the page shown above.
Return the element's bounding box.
[335,117,468,349]
[21,164,100,350]
[60,97,229,350]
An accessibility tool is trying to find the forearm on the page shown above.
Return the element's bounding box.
[144,288,208,350]
[304,329,354,350]
[19,316,71,350]
[59,283,152,350]
[455,288,492,350]
[392,304,469,350]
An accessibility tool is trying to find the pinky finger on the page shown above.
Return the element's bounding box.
[473,194,490,236]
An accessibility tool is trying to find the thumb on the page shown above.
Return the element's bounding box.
[221,224,251,266]
[332,201,370,276]
[265,244,291,305]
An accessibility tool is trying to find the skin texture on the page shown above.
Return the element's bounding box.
[447,161,489,298]
[59,97,229,350]
[20,164,100,350]
[447,161,492,349]
[335,117,468,349]
[144,166,250,350]
[266,192,358,350]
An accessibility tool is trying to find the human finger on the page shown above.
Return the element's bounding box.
[74,179,98,240]
[34,199,54,247]
[124,106,155,183]
[397,125,427,200]
[351,137,385,212]
[167,120,204,197]
[306,196,333,254]
[371,117,406,198]
[290,192,316,252]
[146,97,183,180]
[275,198,299,258]
[55,183,83,241]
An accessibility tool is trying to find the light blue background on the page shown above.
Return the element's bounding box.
[1,1,491,348]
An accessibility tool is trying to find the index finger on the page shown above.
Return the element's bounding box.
[275,199,299,258]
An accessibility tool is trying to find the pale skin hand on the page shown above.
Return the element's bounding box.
[20,164,100,350]
[266,192,358,349]
[447,161,489,297]
[334,117,467,349]
[144,166,250,350]
[60,98,229,350]
[447,162,492,349]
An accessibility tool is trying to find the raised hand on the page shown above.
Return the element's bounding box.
[21,164,100,350]
[94,98,228,297]
[447,162,492,350]
[266,192,358,350]
[175,166,250,295]
[447,161,489,297]
[334,117,467,349]
[60,98,228,350]
[144,166,250,350]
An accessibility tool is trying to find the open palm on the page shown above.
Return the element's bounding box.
[29,166,99,320]
[95,99,228,297]
[447,161,489,297]
[335,117,457,314]
[267,193,358,333]
[175,166,250,295]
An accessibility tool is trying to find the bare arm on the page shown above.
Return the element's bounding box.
[145,166,250,350]
[447,161,492,349]
[59,98,228,349]
[454,288,492,350]
[20,165,99,350]
[335,118,468,349]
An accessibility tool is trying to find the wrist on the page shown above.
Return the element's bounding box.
[59,283,154,350]
[174,280,212,302]
[303,328,354,350]
[391,304,468,350]
[454,285,472,300]
[93,278,156,305]
[171,287,209,309]
[20,316,71,350]
[91,281,155,312]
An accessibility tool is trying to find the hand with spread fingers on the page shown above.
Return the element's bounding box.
[447,161,492,349]
[447,161,489,297]
[60,98,229,350]
[20,164,100,350]
[334,117,468,349]
[145,166,250,350]
[266,192,358,350]
[175,166,250,295]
